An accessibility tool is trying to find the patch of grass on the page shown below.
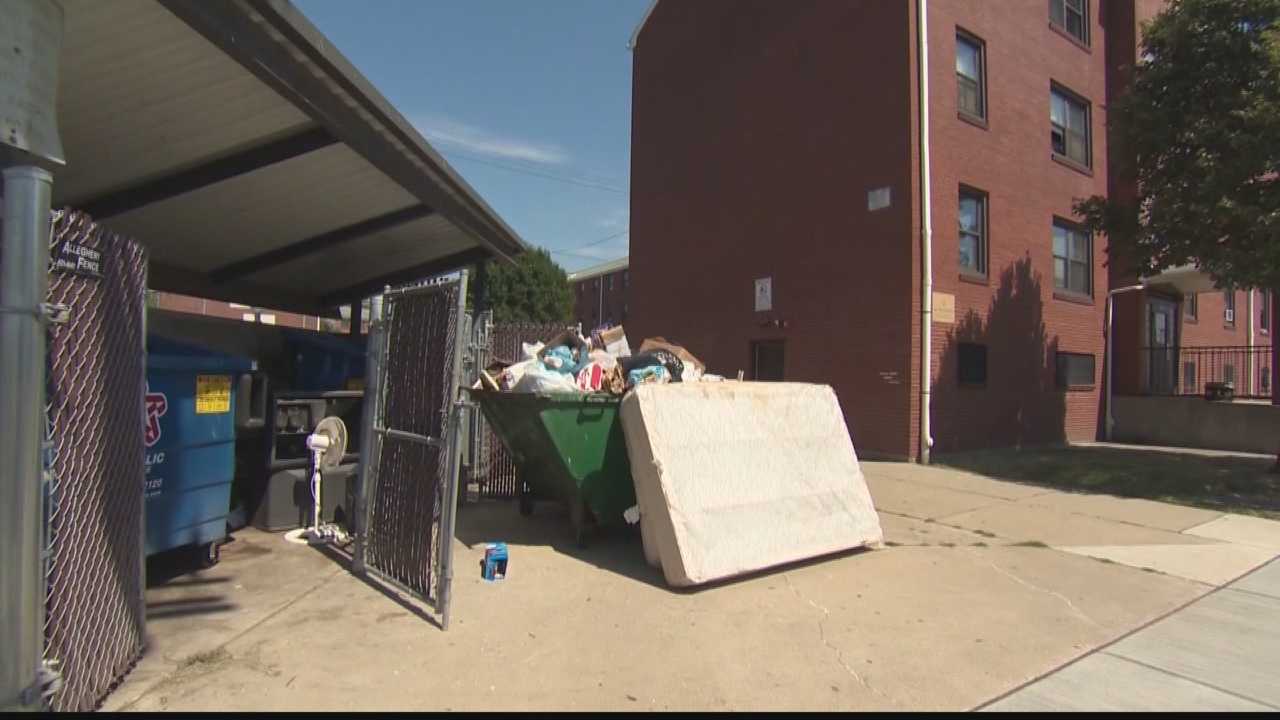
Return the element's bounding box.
[1011,540,1050,548]
[972,529,998,538]
[1092,556,1116,564]
[940,542,957,548]
[884,540,903,547]
[972,542,989,547]
[935,446,1280,520]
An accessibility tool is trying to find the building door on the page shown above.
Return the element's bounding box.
[752,340,785,381]
[1147,297,1178,394]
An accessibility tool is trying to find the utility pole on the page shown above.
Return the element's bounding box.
[1,1,67,710]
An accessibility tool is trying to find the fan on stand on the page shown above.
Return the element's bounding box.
[284,416,349,546]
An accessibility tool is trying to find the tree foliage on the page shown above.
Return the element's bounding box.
[1075,0,1280,289]
[471,247,573,324]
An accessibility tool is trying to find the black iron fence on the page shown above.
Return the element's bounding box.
[1144,345,1272,399]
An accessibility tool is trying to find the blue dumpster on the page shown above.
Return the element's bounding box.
[145,336,254,565]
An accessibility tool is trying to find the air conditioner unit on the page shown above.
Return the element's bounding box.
[1225,309,1235,323]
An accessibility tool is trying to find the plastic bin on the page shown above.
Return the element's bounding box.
[145,336,254,565]
[468,389,636,544]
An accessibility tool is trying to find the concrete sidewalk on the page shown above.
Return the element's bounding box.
[983,558,1280,711]
[102,461,1280,711]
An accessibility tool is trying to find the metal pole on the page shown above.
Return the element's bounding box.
[1,166,54,710]
[1247,290,1255,396]
[438,271,469,630]
[351,293,385,575]
[916,0,934,464]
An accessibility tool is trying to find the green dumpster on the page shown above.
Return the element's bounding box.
[468,389,636,544]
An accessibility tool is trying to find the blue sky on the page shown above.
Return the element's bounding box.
[294,0,652,272]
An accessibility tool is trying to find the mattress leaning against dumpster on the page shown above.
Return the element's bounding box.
[468,323,883,587]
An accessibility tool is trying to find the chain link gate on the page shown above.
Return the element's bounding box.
[354,273,469,628]
[42,209,148,711]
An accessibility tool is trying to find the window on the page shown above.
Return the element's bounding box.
[607,275,614,291]
[958,343,987,385]
[622,303,629,322]
[1262,290,1271,332]
[958,188,987,277]
[1051,87,1091,167]
[1052,220,1091,296]
[1224,290,1236,325]
[1055,352,1095,389]
[1184,293,1198,322]
[623,270,630,288]
[956,32,986,121]
[1224,364,1236,385]
[1183,362,1198,394]
[1050,0,1089,45]
[751,340,785,381]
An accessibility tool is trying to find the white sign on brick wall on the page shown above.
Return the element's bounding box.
[868,186,891,211]
[755,277,773,312]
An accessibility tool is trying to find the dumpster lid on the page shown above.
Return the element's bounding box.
[147,335,256,374]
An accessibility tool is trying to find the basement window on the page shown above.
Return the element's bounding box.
[1055,352,1096,389]
[958,343,988,385]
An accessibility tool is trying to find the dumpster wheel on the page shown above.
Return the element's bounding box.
[199,541,221,569]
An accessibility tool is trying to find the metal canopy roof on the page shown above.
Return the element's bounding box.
[51,0,527,316]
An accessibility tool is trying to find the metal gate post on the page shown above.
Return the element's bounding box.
[352,290,387,575]
[436,271,469,629]
[1,167,55,710]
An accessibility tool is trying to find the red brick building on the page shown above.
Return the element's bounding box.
[1105,1,1272,401]
[629,0,1182,460]
[568,257,630,331]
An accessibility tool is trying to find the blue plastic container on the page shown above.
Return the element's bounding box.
[144,336,254,560]
[282,329,366,392]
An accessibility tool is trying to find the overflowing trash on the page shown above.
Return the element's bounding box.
[476,324,721,396]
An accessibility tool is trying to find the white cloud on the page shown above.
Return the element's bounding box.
[413,114,568,165]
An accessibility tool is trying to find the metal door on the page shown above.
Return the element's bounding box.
[1146,297,1178,394]
[353,273,468,628]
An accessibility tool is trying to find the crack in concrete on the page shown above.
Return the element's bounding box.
[781,573,877,694]
[978,554,1101,628]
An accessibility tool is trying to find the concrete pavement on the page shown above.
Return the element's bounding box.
[983,558,1280,711]
[101,460,1280,711]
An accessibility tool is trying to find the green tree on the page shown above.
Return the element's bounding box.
[471,247,573,323]
[1075,0,1280,289]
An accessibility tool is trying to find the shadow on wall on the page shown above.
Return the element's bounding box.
[931,256,1067,452]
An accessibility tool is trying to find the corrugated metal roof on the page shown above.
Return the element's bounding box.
[46,0,529,315]
[57,0,311,202]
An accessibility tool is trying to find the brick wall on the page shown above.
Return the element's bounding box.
[148,291,343,332]
[631,0,917,459]
[572,268,630,330]
[921,0,1112,452]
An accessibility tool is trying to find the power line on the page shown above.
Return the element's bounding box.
[547,228,630,261]
[444,150,628,194]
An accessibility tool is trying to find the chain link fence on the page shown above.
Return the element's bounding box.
[360,278,466,619]
[43,209,148,712]
[465,319,574,499]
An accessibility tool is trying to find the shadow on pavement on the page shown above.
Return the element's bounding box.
[306,540,444,631]
[454,497,874,592]
[935,444,1280,518]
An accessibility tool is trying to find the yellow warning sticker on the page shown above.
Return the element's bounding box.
[195,375,232,414]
